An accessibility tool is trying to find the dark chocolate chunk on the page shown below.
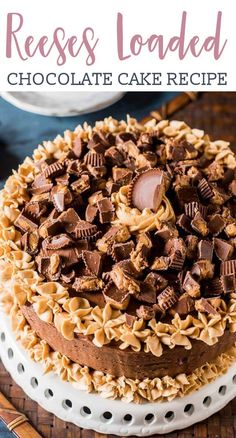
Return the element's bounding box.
[21,231,40,255]
[72,137,87,158]
[177,214,192,233]
[204,277,224,296]
[221,259,236,275]
[43,234,74,250]
[198,178,214,200]
[129,169,165,212]
[85,205,98,223]
[171,293,195,315]
[58,208,81,233]
[88,131,110,154]
[14,211,38,233]
[185,202,207,219]
[182,271,201,298]
[84,151,105,167]
[112,167,133,185]
[97,198,115,223]
[191,260,214,280]
[157,286,178,312]
[51,185,73,212]
[82,250,103,277]
[102,282,130,310]
[115,132,136,145]
[191,212,209,236]
[176,186,199,205]
[61,270,76,284]
[43,162,65,179]
[208,214,225,236]
[213,237,233,261]
[74,221,98,239]
[198,240,213,261]
[221,274,236,294]
[111,241,135,262]
[105,147,124,166]
[71,175,90,194]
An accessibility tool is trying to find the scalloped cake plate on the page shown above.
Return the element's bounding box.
[0,310,236,436]
[1,92,125,116]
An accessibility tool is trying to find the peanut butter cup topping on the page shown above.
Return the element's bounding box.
[1,117,236,356]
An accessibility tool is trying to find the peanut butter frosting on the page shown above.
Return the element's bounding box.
[0,116,236,362]
[4,303,236,403]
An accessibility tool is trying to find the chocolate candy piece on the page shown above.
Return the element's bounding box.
[112,168,133,185]
[82,250,103,277]
[185,202,207,219]
[85,205,98,223]
[157,286,178,312]
[97,198,115,224]
[105,147,124,166]
[51,185,73,212]
[171,293,195,316]
[71,175,90,194]
[112,241,135,262]
[58,208,81,234]
[43,234,73,250]
[176,186,199,206]
[84,151,105,168]
[137,286,157,305]
[43,162,65,179]
[182,271,201,298]
[74,221,97,239]
[177,214,192,233]
[198,178,213,200]
[116,132,136,145]
[103,282,130,310]
[191,212,209,236]
[191,260,214,280]
[208,214,225,236]
[221,259,236,275]
[88,131,110,154]
[204,277,224,296]
[170,140,197,161]
[14,211,38,233]
[136,305,155,320]
[195,298,218,315]
[221,274,236,294]
[213,237,233,261]
[169,251,185,271]
[21,231,39,255]
[198,240,213,261]
[61,270,76,284]
[129,169,165,212]
[72,137,87,158]
[144,272,168,292]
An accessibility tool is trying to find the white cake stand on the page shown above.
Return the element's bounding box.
[0,311,235,436]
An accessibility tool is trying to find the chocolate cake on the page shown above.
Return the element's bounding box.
[1,117,236,403]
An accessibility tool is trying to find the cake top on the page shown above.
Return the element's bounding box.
[1,117,236,355]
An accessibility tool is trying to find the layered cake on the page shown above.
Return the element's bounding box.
[1,117,236,403]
